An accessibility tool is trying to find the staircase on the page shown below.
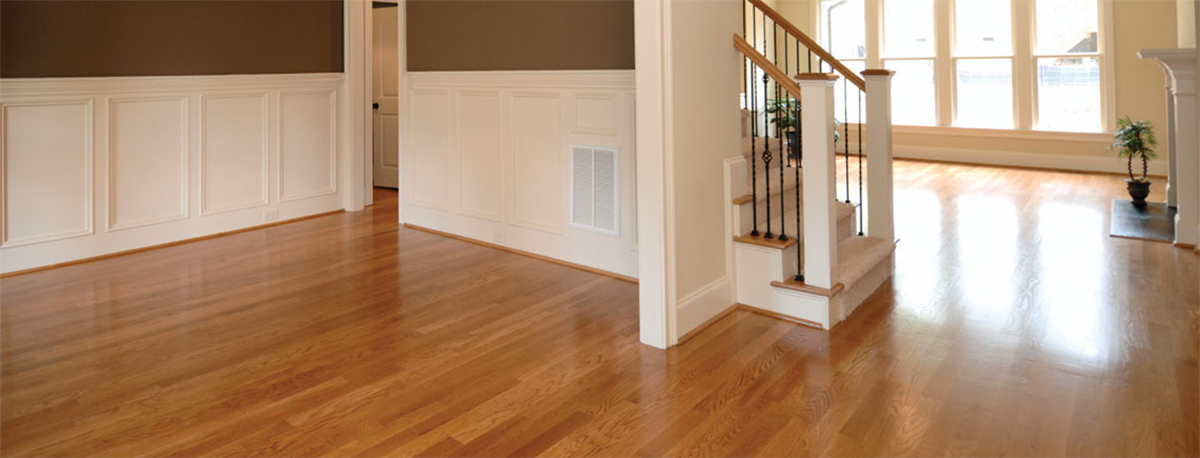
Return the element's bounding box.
[728,0,897,329]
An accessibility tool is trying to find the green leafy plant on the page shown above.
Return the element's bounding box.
[764,98,841,143]
[765,98,800,134]
[1109,116,1157,182]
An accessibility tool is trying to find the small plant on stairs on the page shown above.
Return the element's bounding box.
[1109,116,1157,207]
[764,98,840,163]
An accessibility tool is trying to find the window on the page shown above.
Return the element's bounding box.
[819,0,1108,133]
[882,0,937,126]
[953,0,1013,128]
[820,0,866,123]
[1034,0,1102,132]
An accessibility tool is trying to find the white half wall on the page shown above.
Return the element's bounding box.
[0,73,347,274]
[402,71,638,278]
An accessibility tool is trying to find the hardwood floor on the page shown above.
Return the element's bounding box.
[2,162,1197,457]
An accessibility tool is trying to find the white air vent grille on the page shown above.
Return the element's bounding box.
[570,145,620,236]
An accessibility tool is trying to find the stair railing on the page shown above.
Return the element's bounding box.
[739,0,896,287]
[735,34,805,280]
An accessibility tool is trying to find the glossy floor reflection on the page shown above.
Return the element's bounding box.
[1,162,1197,457]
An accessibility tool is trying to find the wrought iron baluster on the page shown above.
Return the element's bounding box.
[749,8,759,237]
[843,79,851,204]
[762,9,773,239]
[762,72,773,239]
[857,89,864,236]
[794,100,804,282]
[776,24,787,242]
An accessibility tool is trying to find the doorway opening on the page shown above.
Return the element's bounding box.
[371,1,400,192]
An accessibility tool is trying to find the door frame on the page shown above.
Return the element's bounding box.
[345,0,405,215]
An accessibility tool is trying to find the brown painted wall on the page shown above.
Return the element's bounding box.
[0,1,343,78]
[407,0,634,71]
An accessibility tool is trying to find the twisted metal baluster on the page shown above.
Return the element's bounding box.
[857,89,865,236]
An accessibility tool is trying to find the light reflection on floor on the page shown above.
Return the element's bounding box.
[887,161,1191,377]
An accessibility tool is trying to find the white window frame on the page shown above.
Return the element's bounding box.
[821,0,1116,135]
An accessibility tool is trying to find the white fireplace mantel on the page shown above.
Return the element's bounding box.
[1139,48,1199,247]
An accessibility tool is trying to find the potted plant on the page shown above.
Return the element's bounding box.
[764,98,840,161]
[1109,116,1157,207]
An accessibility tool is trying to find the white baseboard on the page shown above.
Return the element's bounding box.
[893,144,1169,176]
[676,275,734,338]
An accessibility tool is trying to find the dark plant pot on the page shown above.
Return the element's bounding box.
[1126,178,1152,207]
[786,131,799,160]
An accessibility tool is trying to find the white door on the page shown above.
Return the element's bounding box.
[372,6,400,188]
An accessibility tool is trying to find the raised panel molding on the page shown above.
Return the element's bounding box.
[410,89,452,210]
[0,99,94,247]
[510,92,564,235]
[279,90,338,202]
[401,70,638,279]
[107,95,189,231]
[456,91,504,222]
[199,93,269,215]
[570,94,619,136]
[0,73,346,275]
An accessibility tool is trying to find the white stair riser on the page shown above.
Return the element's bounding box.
[734,242,830,328]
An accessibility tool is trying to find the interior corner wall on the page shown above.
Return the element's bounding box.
[670,0,742,334]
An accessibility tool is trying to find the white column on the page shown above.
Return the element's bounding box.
[798,74,840,289]
[1174,73,1199,246]
[1140,49,1199,246]
[862,70,895,241]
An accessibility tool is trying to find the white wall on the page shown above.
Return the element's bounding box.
[670,0,743,338]
[0,74,346,274]
[401,71,639,278]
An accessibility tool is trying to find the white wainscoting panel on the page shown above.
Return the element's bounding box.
[1,99,94,247]
[201,93,269,215]
[0,73,345,274]
[410,90,451,209]
[457,91,504,221]
[511,93,564,234]
[280,90,337,202]
[405,71,638,278]
[108,96,188,230]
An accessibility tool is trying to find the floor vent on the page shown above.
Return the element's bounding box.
[570,144,620,236]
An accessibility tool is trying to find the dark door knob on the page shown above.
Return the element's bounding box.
[373,103,380,109]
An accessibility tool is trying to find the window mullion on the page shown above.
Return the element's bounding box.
[936,0,954,127]
[1014,0,1034,130]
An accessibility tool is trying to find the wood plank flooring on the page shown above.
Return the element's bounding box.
[2,161,1198,457]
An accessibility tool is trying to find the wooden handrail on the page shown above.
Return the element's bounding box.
[745,0,866,91]
[733,34,803,102]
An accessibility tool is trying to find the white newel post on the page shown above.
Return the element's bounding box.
[1140,49,1199,246]
[797,74,840,289]
[862,70,895,242]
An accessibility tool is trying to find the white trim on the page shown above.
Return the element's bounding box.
[0,74,344,97]
[894,124,1111,142]
[894,144,1169,176]
[342,0,367,213]
[676,275,734,337]
[634,0,676,349]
